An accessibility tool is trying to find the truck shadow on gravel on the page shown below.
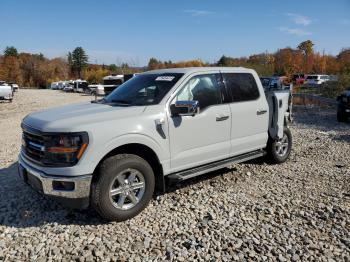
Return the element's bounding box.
[0,162,104,228]
[0,162,248,228]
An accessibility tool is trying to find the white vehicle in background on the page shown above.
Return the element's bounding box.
[0,82,13,102]
[50,82,59,90]
[72,80,89,93]
[88,83,105,96]
[102,75,124,95]
[305,74,330,86]
[98,74,138,96]
[8,83,19,92]
[58,81,69,90]
[62,81,74,92]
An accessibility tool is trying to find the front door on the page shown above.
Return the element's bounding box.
[167,72,231,173]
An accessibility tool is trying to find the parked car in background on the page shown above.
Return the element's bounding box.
[102,75,124,95]
[0,83,13,102]
[337,88,350,122]
[305,75,330,86]
[18,67,293,221]
[88,83,105,96]
[97,74,138,96]
[8,82,19,92]
[260,76,292,91]
[50,82,59,90]
[62,81,74,92]
[72,80,89,93]
[292,74,305,85]
[58,81,70,90]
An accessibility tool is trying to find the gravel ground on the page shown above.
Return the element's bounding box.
[0,90,349,261]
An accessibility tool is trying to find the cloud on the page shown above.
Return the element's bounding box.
[184,9,215,17]
[278,27,311,36]
[286,13,312,26]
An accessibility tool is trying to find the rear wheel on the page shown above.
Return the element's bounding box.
[267,127,292,164]
[91,154,155,221]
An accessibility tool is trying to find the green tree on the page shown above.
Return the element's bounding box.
[148,57,162,70]
[108,64,117,72]
[69,47,88,78]
[297,40,314,56]
[217,55,232,66]
[4,46,18,57]
[298,40,314,73]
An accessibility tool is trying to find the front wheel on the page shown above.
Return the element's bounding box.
[266,127,292,164]
[91,154,155,221]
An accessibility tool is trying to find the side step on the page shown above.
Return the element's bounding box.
[166,150,266,182]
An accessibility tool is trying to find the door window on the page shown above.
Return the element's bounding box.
[176,74,222,110]
[223,73,260,102]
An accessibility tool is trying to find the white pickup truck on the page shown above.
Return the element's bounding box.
[0,83,13,102]
[18,67,292,221]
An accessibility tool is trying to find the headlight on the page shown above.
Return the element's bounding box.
[42,132,89,166]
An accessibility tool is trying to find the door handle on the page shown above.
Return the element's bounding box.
[256,109,267,115]
[216,115,229,121]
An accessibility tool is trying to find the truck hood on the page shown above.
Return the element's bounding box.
[23,102,146,132]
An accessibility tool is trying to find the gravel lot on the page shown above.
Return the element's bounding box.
[0,89,349,261]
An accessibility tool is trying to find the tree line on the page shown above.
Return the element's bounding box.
[0,40,349,88]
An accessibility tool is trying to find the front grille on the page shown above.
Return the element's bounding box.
[22,129,45,163]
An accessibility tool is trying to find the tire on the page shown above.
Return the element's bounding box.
[266,127,292,164]
[337,111,347,122]
[91,154,155,221]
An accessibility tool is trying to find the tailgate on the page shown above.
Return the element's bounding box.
[265,90,292,139]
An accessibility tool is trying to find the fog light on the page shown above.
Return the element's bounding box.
[52,181,75,191]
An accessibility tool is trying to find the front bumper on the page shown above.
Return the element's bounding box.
[18,154,92,202]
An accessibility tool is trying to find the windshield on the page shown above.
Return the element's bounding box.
[102,73,184,106]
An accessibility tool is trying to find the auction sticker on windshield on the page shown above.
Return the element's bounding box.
[155,76,175,81]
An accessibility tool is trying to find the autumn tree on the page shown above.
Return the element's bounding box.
[337,48,350,73]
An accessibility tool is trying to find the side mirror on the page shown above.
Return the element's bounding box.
[170,100,199,117]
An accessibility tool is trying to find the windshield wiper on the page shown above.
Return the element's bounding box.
[91,98,106,104]
[110,99,132,106]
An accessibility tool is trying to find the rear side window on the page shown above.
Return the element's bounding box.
[223,73,260,102]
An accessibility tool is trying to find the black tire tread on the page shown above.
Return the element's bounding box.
[266,127,292,164]
[91,154,155,221]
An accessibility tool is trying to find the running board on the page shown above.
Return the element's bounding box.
[166,150,266,182]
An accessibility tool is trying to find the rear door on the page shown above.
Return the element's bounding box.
[167,72,231,172]
[222,72,268,156]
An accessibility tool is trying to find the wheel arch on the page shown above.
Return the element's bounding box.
[93,143,165,193]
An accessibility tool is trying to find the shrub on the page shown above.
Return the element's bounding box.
[321,74,350,98]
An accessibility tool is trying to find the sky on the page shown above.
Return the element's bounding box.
[0,0,349,66]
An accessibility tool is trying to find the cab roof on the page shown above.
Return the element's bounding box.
[144,67,254,75]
